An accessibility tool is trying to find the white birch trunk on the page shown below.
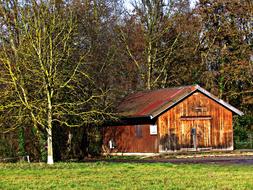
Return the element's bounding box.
[47,127,54,164]
[47,89,54,164]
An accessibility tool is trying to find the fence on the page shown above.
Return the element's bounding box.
[0,155,30,163]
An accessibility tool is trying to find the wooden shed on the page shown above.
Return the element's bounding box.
[102,85,243,154]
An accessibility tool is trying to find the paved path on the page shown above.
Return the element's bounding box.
[84,156,253,165]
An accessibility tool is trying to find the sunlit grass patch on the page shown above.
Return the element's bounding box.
[0,162,253,190]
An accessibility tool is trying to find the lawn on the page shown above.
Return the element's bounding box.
[0,162,253,190]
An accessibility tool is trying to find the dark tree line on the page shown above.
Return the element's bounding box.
[0,0,252,163]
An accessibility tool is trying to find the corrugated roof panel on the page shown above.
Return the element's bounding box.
[117,85,197,117]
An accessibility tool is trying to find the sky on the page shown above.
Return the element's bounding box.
[124,0,199,11]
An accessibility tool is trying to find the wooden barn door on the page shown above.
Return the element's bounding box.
[181,119,211,149]
[181,120,194,148]
[195,120,211,148]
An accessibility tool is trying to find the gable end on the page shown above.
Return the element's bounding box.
[150,86,243,118]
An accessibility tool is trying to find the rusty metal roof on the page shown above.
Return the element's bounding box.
[117,85,243,118]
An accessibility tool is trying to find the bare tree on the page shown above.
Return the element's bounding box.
[196,0,253,107]
[0,0,112,164]
[120,0,192,89]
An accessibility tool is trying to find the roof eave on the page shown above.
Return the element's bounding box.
[150,88,198,118]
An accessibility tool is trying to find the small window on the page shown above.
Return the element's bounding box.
[150,124,157,135]
[135,125,142,138]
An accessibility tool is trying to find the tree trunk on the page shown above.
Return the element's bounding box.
[47,127,53,164]
[147,40,152,90]
[47,89,54,164]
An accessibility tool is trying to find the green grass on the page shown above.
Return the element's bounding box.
[0,162,253,190]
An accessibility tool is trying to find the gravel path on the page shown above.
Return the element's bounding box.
[83,156,253,165]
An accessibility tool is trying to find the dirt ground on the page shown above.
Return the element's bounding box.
[84,156,253,165]
[85,151,253,165]
[148,156,253,164]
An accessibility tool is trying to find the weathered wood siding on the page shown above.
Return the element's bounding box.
[103,125,158,153]
[158,92,233,151]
